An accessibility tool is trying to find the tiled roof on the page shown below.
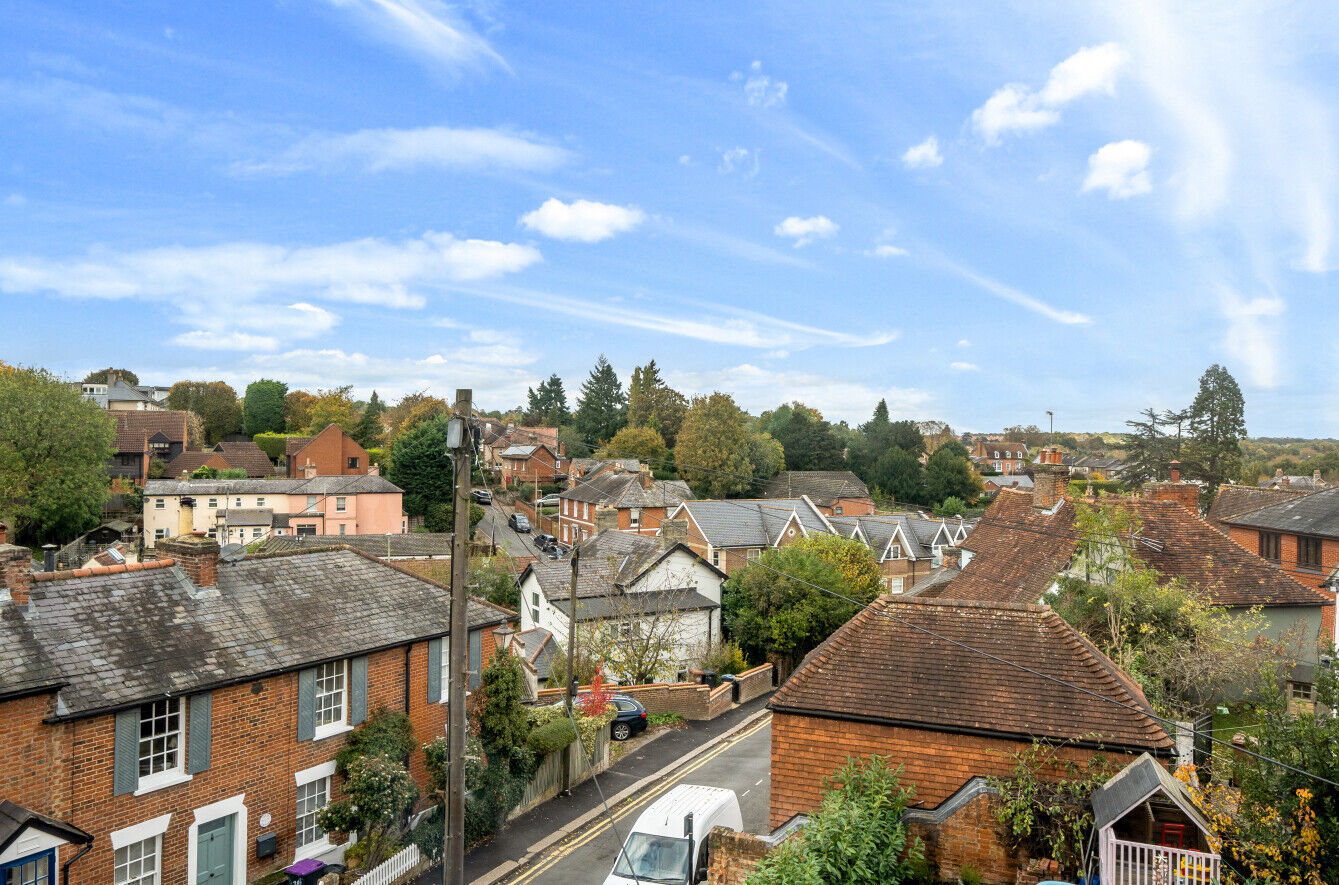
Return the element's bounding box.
[1260,474,1328,491]
[2,548,511,718]
[555,588,718,622]
[1220,486,1339,540]
[112,411,188,452]
[561,471,693,508]
[214,441,279,477]
[759,471,871,507]
[285,436,314,457]
[164,450,228,477]
[145,475,402,495]
[770,595,1172,753]
[256,533,454,558]
[942,490,1330,608]
[1206,484,1309,534]
[674,497,832,548]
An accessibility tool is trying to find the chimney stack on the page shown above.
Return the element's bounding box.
[368,463,380,476]
[593,504,619,534]
[1032,446,1068,511]
[1170,460,1181,484]
[660,517,688,550]
[1143,459,1200,515]
[303,461,317,479]
[157,531,220,588]
[639,464,654,489]
[0,544,32,605]
[178,496,196,538]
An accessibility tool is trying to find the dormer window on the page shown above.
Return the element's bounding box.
[890,544,902,559]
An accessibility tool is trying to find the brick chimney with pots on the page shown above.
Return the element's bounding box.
[302,462,318,479]
[639,464,654,490]
[660,517,688,550]
[1032,446,1069,511]
[0,544,33,605]
[594,504,619,534]
[368,463,380,476]
[1143,460,1201,515]
[157,531,220,588]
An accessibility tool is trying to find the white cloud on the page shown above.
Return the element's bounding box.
[957,339,970,347]
[4,193,26,207]
[950,361,980,372]
[901,136,943,169]
[172,330,279,351]
[737,60,788,108]
[774,215,838,248]
[318,0,508,76]
[678,154,691,165]
[719,147,758,176]
[1082,140,1152,199]
[240,125,570,175]
[1219,286,1285,387]
[867,244,908,258]
[972,43,1127,144]
[932,254,1094,325]
[519,198,646,243]
[669,363,929,424]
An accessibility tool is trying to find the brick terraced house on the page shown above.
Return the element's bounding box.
[970,439,1029,475]
[0,535,511,885]
[558,464,693,544]
[668,496,833,575]
[768,595,1172,883]
[499,444,564,490]
[827,513,972,594]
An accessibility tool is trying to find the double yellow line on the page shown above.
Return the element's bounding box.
[504,714,772,885]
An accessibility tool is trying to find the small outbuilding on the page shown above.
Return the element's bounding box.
[1092,753,1220,885]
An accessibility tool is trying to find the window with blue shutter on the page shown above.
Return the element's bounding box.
[113,708,139,795]
[297,667,316,741]
[187,692,212,774]
[350,656,368,725]
[426,638,442,704]
[468,630,482,691]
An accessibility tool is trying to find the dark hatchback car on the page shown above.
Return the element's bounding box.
[508,512,530,533]
[609,694,648,741]
[533,532,557,550]
[471,489,492,505]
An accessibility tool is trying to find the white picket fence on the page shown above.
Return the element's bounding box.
[353,844,425,885]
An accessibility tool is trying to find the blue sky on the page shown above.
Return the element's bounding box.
[2,2,1337,435]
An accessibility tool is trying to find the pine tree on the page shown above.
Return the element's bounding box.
[525,374,570,426]
[573,356,627,446]
[627,360,687,448]
[769,406,846,471]
[1123,407,1169,484]
[1184,363,1246,490]
[354,390,386,449]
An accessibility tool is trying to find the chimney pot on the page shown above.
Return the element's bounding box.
[1170,460,1181,483]
[593,504,619,534]
[1,544,33,605]
[41,544,56,573]
[157,533,221,588]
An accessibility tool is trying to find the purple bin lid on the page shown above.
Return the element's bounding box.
[285,858,325,875]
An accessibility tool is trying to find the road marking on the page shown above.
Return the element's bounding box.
[505,715,770,884]
[755,777,765,786]
[741,789,750,797]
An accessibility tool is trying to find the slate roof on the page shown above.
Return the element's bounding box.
[1219,486,1339,540]
[0,800,91,855]
[570,458,640,477]
[224,508,275,527]
[985,474,1034,490]
[215,441,279,477]
[827,514,961,561]
[500,444,541,458]
[555,588,718,622]
[524,531,685,601]
[941,490,1330,608]
[2,548,511,719]
[906,565,960,596]
[515,627,559,679]
[145,475,403,495]
[770,595,1172,754]
[1206,484,1310,534]
[561,471,693,508]
[111,411,188,452]
[673,498,833,548]
[0,608,63,701]
[759,471,871,507]
[256,533,454,558]
[1260,474,1328,491]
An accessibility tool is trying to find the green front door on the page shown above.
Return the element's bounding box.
[197,815,234,885]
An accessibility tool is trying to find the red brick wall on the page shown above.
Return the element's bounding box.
[734,664,774,704]
[287,426,369,477]
[909,792,1019,884]
[769,712,1129,830]
[706,827,770,885]
[8,629,502,885]
[821,497,875,517]
[1227,526,1339,638]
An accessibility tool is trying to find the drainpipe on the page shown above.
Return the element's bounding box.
[403,645,412,714]
[62,839,93,885]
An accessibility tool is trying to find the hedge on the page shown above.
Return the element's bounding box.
[526,718,576,756]
[253,432,302,462]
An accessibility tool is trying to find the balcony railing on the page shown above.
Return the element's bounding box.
[1104,837,1220,885]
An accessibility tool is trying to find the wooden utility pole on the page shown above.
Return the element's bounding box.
[446,389,472,885]
[561,546,580,793]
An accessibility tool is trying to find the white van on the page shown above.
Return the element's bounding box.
[603,784,743,885]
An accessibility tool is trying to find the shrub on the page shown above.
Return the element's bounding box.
[938,496,966,518]
[698,640,749,676]
[527,719,577,755]
[252,431,295,462]
[958,863,981,885]
[335,709,416,774]
[409,806,444,863]
[515,482,536,501]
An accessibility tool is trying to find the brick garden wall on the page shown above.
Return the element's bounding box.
[706,827,770,885]
[908,791,1019,884]
[537,680,731,720]
[733,664,774,704]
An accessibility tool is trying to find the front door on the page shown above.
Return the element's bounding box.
[196,815,234,885]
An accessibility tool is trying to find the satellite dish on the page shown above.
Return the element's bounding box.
[219,543,247,563]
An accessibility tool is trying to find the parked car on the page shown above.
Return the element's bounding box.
[547,543,568,560]
[537,493,562,507]
[603,784,742,885]
[534,532,557,550]
[610,693,648,741]
[508,512,531,533]
[471,489,493,505]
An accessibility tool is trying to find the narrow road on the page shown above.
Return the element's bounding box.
[502,715,772,884]
[475,501,547,559]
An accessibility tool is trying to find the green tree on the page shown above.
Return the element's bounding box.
[525,374,571,426]
[626,360,688,448]
[747,756,923,885]
[242,378,287,436]
[768,406,846,472]
[556,424,591,459]
[597,425,667,464]
[675,392,755,498]
[82,367,139,385]
[745,432,786,494]
[923,441,982,505]
[304,385,360,435]
[469,556,519,610]
[283,389,317,433]
[0,366,114,543]
[573,356,627,445]
[166,380,242,445]
[1183,363,1246,494]
[870,447,924,504]
[1123,407,1170,484]
[387,416,454,520]
[317,710,420,870]
[354,390,386,449]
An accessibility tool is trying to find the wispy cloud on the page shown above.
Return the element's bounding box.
[950,361,980,372]
[1218,285,1285,387]
[774,215,838,247]
[1083,140,1152,199]
[172,330,279,351]
[901,135,943,169]
[931,254,1094,325]
[732,60,788,108]
[972,43,1128,144]
[239,125,570,174]
[317,0,509,77]
[719,147,759,176]
[519,198,645,243]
